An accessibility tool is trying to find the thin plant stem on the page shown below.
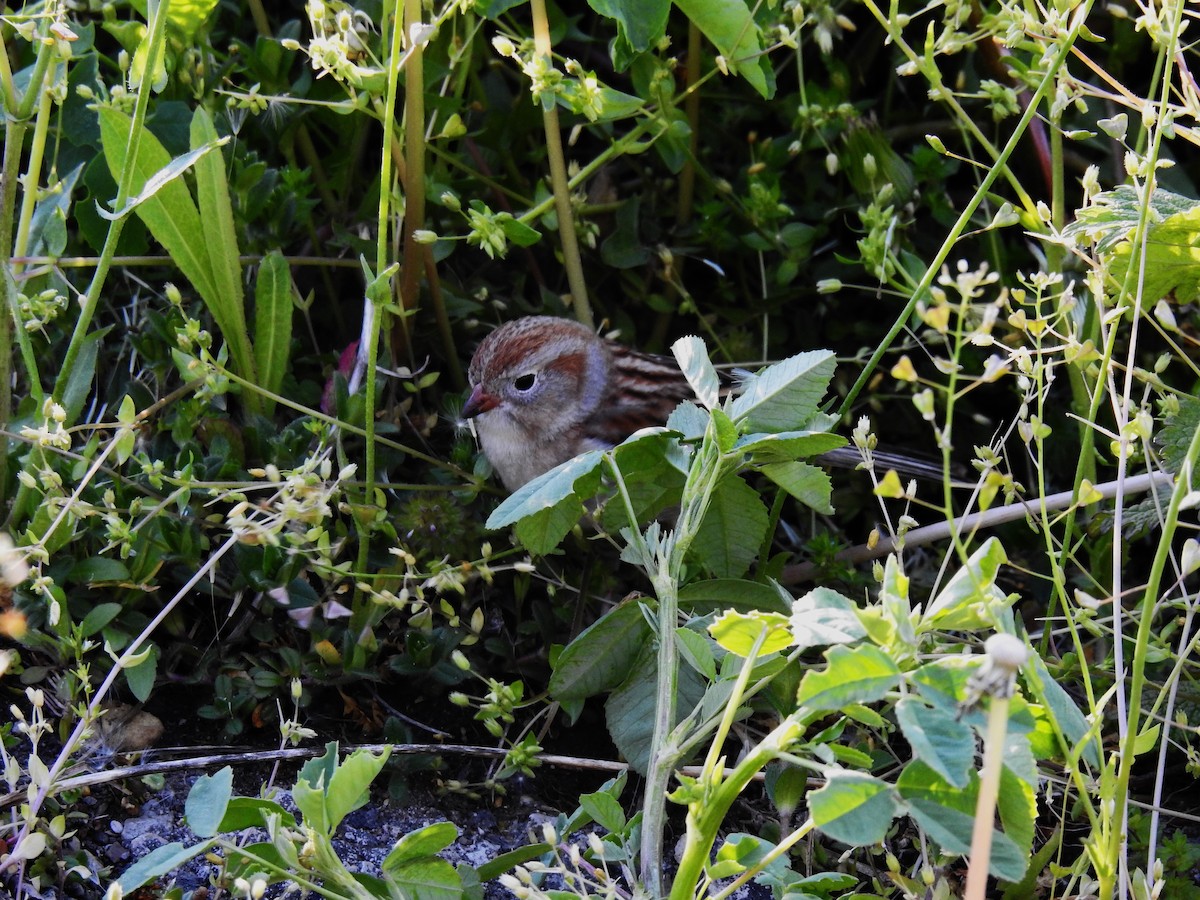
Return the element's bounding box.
[528,0,592,328]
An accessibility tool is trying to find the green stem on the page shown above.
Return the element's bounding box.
[528,0,592,328]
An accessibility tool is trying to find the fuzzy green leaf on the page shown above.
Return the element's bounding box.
[691,474,769,578]
[808,771,900,846]
[729,350,836,433]
[761,461,834,514]
[894,696,973,788]
[797,643,901,710]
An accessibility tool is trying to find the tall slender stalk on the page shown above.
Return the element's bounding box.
[528,0,592,328]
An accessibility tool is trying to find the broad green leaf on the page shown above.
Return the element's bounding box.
[789,587,866,652]
[98,139,226,223]
[550,599,651,702]
[736,427,844,463]
[498,213,541,247]
[606,642,706,774]
[486,451,605,539]
[796,644,901,710]
[808,771,900,846]
[579,791,626,833]
[672,335,720,408]
[588,0,669,53]
[729,351,836,433]
[324,745,392,832]
[761,461,833,514]
[1067,186,1200,302]
[384,822,459,867]
[218,797,297,831]
[118,840,215,892]
[191,107,254,389]
[924,537,1009,630]
[674,0,775,98]
[381,857,462,900]
[79,602,123,635]
[709,609,792,657]
[124,647,158,702]
[185,767,233,838]
[896,760,1028,882]
[254,250,294,412]
[894,696,973,788]
[678,578,792,614]
[691,474,769,578]
[98,107,218,331]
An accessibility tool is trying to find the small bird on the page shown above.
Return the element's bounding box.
[462,315,940,491]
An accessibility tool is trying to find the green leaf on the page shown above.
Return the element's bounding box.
[894,696,973,788]
[117,841,215,893]
[896,761,1028,882]
[674,0,775,98]
[808,771,900,846]
[605,642,706,774]
[98,137,226,224]
[254,250,294,412]
[924,537,1009,630]
[729,351,836,433]
[323,746,392,833]
[294,742,338,834]
[61,327,110,426]
[185,767,233,838]
[1066,185,1200,303]
[124,646,158,702]
[550,600,652,702]
[580,791,627,833]
[191,106,254,391]
[761,461,834,514]
[672,335,720,408]
[79,601,124,635]
[678,578,792,614]
[676,625,717,681]
[485,451,605,554]
[1157,395,1200,475]
[691,474,769,578]
[28,164,83,257]
[709,609,792,657]
[796,644,901,710]
[587,0,669,53]
[381,857,463,900]
[498,213,542,247]
[1024,654,1101,768]
[788,587,866,652]
[735,427,844,463]
[218,797,297,831]
[385,822,459,867]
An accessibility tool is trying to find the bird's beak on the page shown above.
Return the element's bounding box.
[462,384,498,418]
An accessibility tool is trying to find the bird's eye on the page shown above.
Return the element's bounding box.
[513,373,537,391]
